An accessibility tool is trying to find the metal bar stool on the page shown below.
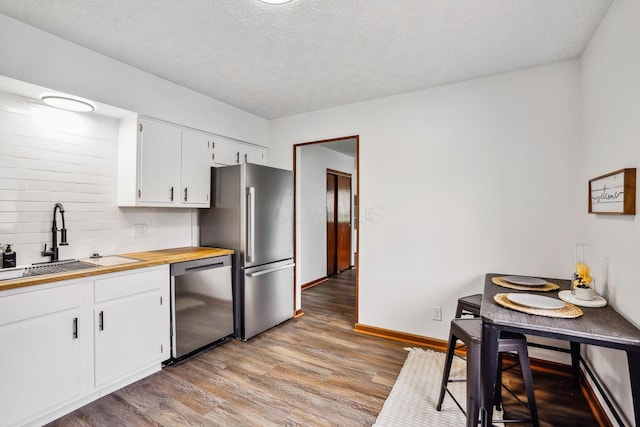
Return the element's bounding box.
[456,294,483,318]
[455,294,513,410]
[436,318,539,427]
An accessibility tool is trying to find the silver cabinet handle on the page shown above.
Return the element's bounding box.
[247,263,295,277]
[247,187,255,262]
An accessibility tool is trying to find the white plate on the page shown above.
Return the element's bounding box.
[502,275,547,286]
[558,290,607,308]
[506,293,565,309]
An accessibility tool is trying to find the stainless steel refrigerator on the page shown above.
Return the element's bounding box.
[200,163,294,340]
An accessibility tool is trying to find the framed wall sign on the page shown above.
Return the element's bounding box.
[588,168,636,215]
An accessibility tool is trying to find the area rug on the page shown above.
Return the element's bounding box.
[373,348,502,426]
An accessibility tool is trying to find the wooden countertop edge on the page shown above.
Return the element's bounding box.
[0,246,234,292]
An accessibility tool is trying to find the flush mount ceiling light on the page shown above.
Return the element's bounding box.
[257,0,294,4]
[41,95,95,112]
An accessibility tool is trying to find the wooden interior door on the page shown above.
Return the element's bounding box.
[326,173,337,276]
[326,171,352,276]
[336,175,352,271]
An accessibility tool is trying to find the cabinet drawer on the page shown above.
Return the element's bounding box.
[0,283,81,326]
[95,267,168,303]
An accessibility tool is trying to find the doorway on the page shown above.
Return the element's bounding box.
[326,169,352,276]
[293,135,359,322]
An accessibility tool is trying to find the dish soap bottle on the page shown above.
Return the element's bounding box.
[2,244,16,268]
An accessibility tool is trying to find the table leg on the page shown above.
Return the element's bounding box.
[481,322,501,427]
[570,341,580,387]
[627,350,640,426]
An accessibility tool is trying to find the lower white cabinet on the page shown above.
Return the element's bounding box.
[0,265,169,427]
[94,268,167,387]
[0,285,83,427]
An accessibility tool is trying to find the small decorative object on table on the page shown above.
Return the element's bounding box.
[572,243,595,300]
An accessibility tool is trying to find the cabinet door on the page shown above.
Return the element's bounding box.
[212,136,241,166]
[138,118,181,204]
[244,144,266,165]
[94,291,162,387]
[213,137,266,166]
[0,310,81,426]
[181,130,213,206]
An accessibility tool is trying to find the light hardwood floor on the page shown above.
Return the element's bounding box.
[48,269,599,426]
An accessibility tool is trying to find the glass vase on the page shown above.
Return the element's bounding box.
[572,243,595,296]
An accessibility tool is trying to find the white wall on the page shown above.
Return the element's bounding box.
[579,1,640,424]
[0,12,268,267]
[297,144,356,290]
[0,13,268,146]
[0,90,193,264]
[270,61,581,341]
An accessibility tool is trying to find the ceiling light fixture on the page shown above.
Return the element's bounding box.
[257,0,294,4]
[41,95,95,112]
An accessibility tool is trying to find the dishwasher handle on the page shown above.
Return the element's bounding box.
[170,255,231,276]
[247,262,295,277]
[184,262,225,273]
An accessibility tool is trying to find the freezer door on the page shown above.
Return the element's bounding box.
[242,260,294,340]
[245,163,293,267]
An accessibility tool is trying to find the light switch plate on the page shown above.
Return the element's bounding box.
[132,223,147,238]
[432,306,442,321]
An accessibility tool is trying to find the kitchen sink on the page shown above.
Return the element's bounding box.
[26,260,97,276]
[0,257,144,282]
[0,259,97,281]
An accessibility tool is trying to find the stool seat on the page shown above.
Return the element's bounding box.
[456,294,483,318]
[436,318,539,427]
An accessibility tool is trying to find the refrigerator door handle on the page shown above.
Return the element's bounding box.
[247,262,295,277]
[247,186,256,262]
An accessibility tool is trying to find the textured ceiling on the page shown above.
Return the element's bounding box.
[0,0,612,119]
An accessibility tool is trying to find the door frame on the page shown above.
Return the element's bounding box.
[293,135,360,322]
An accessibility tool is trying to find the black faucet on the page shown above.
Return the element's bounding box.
[42,202,69,262]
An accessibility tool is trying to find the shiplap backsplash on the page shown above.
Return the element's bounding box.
[0,90,194,265]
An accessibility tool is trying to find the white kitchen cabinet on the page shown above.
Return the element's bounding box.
[0,265,170,426]
[138,117,182,205]
[0,283,85,427]
[180,129,213,205]
[212,134,266,166]
[118,115,214,207]
[94,267,169,387]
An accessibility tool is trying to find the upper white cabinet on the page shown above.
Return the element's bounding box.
[212,134,266,166]
[118,115,266,207]
[181,130,213,205]
[118,116,214,207]
[137,118,182,205]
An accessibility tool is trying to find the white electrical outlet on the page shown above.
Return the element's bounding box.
[432,306,442,321]
[132,223,148,238]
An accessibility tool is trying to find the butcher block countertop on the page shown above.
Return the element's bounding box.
[0,246,233,292]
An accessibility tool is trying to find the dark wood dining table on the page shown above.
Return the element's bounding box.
[480,273,640,427]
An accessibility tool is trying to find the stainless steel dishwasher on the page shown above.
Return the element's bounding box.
[169,255,233,361]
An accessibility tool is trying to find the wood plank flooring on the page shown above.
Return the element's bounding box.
[48,269,600,426]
